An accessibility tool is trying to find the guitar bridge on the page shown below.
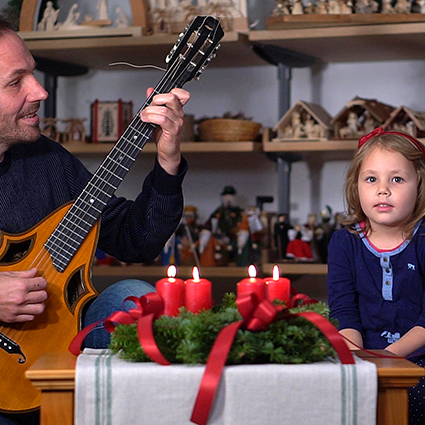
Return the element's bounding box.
[0,332,26,363]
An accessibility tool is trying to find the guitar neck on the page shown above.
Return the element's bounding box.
[43,15,224,273]
[44,79,178,272]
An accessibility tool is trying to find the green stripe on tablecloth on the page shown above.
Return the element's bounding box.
[341,364,347,424]
[107,352,112,425]
[95,350,112,425]
[340,363,359,425]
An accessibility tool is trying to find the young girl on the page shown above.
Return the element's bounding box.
[327,126,425,424]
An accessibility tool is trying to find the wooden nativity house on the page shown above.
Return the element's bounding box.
[272,100,333,142]
[382,105,425,138]
[331,96,395,139]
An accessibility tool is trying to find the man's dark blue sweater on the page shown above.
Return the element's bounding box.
[0,136,187,263]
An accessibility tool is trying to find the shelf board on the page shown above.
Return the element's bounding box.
[22,31,265,70]
[92,265,251,279]
[92,263,327,278]
[262,262,328,275]
[262,128,357,160]
[264,139,358,152]
[21,19,425,69]
[61,140,262,155]
[249,22,425,63]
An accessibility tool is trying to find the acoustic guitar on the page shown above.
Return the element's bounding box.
[0,15,224,413]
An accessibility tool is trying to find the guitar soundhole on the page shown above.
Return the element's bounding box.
[0,240,32,264]
[66,269,85,312]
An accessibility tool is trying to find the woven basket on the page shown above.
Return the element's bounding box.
[198,119,262,142]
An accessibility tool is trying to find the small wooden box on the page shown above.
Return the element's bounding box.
[91,99,133,143]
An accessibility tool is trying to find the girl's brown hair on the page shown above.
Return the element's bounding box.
[344,133,425,238]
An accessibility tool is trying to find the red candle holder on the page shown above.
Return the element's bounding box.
[156,265,185,317]
[236,264,266,300]
[185,267,213,314]
[265,265,291,304]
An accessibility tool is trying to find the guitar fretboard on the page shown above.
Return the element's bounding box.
[42,15,224,273]
[44,115,156,272]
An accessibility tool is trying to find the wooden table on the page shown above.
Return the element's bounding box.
[25,350,424,425]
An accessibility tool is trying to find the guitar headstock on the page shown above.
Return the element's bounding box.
[165,16,224,86]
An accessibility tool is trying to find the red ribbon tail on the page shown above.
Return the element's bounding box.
[68,319,104,355]
[341,335,405,359]
[191,320,243,425]
[295,311,355,364]
[137,314,171,366]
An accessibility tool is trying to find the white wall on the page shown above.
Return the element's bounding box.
[55,65,280,224]
[54,58,425,227]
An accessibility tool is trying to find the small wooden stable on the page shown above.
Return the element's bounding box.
[331,96,395,139]
[382,105,425,138]
[272,100,333,142]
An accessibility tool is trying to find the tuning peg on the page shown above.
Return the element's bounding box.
[165,31,186,63]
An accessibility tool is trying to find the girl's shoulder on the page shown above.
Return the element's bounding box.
[329,226,359,244]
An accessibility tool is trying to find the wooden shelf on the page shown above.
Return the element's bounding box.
[249,21,425,63]
[262,128,357,160]
[21,20,425,70]
[262,262,328,275]
[92,265,251,279]
[92,263,328,278]
[21,31,264,70]
[61,140,263,156]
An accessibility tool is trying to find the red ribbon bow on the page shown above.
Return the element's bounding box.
[358,126,385,149]
[190,291,354,425]
[69,292,170,365]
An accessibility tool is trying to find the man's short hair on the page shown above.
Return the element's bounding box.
[0,15,15,35]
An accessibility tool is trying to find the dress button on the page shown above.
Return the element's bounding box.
[385,280,391,285]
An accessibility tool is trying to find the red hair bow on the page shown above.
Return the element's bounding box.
[358,126,425,157]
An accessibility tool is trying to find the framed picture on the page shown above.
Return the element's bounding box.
[91,100,133,143]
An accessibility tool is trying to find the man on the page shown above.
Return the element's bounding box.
[0,16,190,425]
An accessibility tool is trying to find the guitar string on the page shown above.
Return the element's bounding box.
[43,14,220,272]
[38,19,215,277]
[1,20,218,341]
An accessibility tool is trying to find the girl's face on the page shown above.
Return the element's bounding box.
[358,146,418,233]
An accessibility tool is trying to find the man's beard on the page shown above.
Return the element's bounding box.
[0,109,42,147]
[0,124,41,147]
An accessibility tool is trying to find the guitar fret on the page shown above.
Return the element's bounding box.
[94,175,119,191]
[98,162,126,180]
[111,148,136,163]
[108,157,130,172]
[86,184,110,198]
[71,204,97,223]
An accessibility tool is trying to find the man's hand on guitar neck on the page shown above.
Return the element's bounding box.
[141,88,191,176]
[0,267,47,323]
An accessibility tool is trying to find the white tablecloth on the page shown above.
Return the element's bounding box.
[75,348,377,425]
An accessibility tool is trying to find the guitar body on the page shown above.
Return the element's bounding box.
[0,202,99,412]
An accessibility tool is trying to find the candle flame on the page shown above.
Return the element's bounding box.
[273,265,280,281]
[248,264,257,278]
[192,266,200,282]
[167,265,177,278]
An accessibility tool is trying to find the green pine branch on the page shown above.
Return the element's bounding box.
[109,294,338,365]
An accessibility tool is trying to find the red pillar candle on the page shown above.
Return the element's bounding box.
[185,267,213,314]
[236,264,266,300]
[156,265,185,317]
[265,265,291,304]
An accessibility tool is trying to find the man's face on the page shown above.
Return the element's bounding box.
[0,31,48,151]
